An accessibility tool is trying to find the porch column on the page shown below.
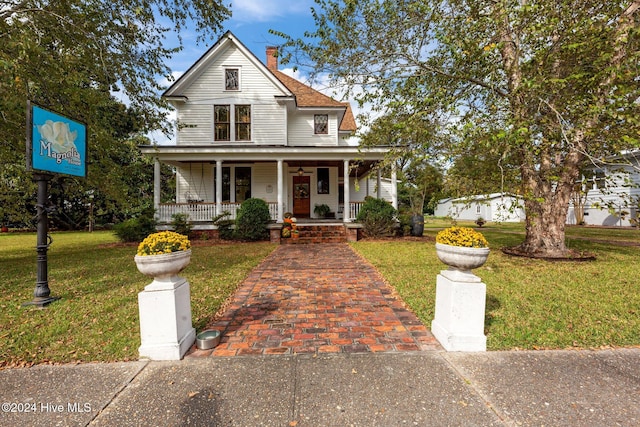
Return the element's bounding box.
[377,168,382,199]
[343,159,351,222]
[153,158,161,215]
[391,161,398,209]
[215,160,222,216]
[277,159,284,222]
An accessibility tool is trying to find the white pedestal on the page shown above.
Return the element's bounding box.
[431,269,487,352]
[138,276,196,360]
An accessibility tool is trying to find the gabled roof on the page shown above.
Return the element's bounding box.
[163,31,357,133]
[270,70,356,133]
[163,31,291,99]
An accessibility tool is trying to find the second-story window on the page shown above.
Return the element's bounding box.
[235,105,251,141]
[214,105,230,141]
[225,68,239,91]
[314,114,328,134]
[214,104,251,142]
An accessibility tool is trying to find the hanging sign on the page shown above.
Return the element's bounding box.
[27,103,87,178]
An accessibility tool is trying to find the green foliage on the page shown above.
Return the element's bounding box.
[113,207,156,242]
[356,196,397,237]
[212,211,234,240]
[274,0,640,256]
[314,203,331,217]
[170,213,192,237]
[0,1,227,229]
[234,198,271,241]
[397,212,412,237]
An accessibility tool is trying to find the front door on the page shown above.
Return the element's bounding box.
[293,175,310,217]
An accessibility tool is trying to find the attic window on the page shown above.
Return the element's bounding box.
[225,68,239,91]
[314,114,328,134]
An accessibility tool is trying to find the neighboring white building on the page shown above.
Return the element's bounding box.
[139,31,396,226]
[568,153,640,227]
[434,193,525,223]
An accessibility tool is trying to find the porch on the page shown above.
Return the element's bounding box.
[157,201,365,226]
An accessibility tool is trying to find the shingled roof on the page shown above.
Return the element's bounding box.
[269,61,357,133]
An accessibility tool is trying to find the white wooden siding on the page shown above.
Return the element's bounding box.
[311,167,339,217]
[350,176,393,202]
[288,112,338,146]
[251,163,280,203]
[176,164,214,202]
[252,104,286,145]
[176,105,213,145]
[181,47,284,100]
[176,45,288,145]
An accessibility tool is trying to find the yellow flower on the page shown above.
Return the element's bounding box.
[436,227,488,248]
[136,231,191,256]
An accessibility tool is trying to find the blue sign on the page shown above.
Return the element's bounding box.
[30,105,87,177]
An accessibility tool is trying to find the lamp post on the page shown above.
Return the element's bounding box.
[87,190,94,232]
[23,173,60,307]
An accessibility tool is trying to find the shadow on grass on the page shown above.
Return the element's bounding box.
[484,293,501,330]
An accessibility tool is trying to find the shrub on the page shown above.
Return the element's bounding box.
[356,196,397,238]
[113,208,157,243]
[397,212,412,237]
[171,213,192,237]
[212,211,234,240]
[234,198,271,241]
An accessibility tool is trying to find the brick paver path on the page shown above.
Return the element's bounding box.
[187,244,441,357]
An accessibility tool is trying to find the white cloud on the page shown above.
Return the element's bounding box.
[231,0,315,22]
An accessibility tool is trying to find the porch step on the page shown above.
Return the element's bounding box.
[281,224,347,244]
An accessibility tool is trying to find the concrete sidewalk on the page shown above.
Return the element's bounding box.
[2,348,639,426]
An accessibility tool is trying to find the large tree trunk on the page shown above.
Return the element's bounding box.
[516,196,570,258]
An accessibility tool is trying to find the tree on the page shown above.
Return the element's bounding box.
[274,1,640,258]
[0,0,229,228]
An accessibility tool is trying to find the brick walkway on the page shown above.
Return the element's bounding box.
[187,244,441,357]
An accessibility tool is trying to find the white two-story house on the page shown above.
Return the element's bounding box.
[140,31,396,229]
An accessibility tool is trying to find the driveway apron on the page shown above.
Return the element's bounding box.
[187,243,441,357]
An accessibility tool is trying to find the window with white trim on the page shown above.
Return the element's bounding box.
[314,114,328,134]
[225,68,239,91]
[214,104,252,142]
[214,105,230,141]
[235,105,251,141]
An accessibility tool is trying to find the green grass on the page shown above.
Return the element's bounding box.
[352,224,640,351]
[0,231,274,368]
[2,224,639,366]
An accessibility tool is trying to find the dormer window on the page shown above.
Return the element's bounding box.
[225,68,239,91]
[314,114,328,134]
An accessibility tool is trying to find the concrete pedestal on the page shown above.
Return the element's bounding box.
[138,277,196,360]
[431,269,487,352]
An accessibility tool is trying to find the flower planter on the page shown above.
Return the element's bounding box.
[432,242,489,352]
[435,243,489,280]
[135,249,195,360]
[134,249,192,285]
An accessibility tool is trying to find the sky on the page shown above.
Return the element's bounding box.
[167,0,318,74]
[149,0,329,144]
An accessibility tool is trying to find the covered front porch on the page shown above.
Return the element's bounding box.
[141,145,397,228]
[156,201,366,224]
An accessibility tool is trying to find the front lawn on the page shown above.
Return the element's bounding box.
[1,224,638,367]
[0,231,274,368]
[352,224,640,350]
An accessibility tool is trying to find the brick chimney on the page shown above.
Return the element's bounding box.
[266,46,278,71]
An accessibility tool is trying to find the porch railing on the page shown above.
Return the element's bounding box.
[157,202,278,223]
[348,202,363,220]
[157,202,362,223]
